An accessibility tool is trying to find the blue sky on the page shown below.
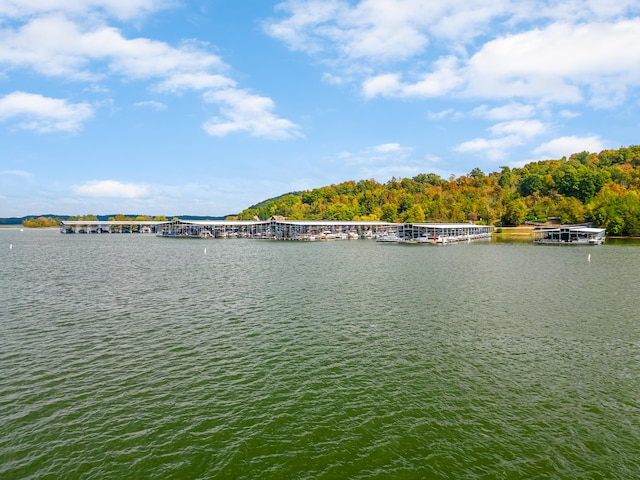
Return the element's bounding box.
[1,0,640,217]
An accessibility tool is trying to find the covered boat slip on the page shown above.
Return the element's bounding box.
[160,220,493,242]
[397,223,493,244]
[533,226,606,245]
[157,220,265,238]
[59,220,166,234]
[59,218,493,242]
[157,219,397,239]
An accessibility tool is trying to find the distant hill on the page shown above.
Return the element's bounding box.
[0,213,232,226]
[247,192,303,210]
[236,145,640,236]
[0,214,67,226]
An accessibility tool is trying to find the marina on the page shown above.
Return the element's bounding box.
[59,218,494,243]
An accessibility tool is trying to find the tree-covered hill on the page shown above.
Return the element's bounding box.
[237,145,640,236]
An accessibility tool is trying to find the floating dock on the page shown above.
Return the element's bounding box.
[60,218,494,243]
[533,226,605,245]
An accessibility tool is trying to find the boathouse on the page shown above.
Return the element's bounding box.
[60,219,493,242]
[59,220,168,234]
[533,226,605,245]
[397,223,493,243]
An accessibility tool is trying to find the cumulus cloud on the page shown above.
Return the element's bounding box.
[0,91,93,132]
[533,135,604,159]
[465,20,640,106]
[266,0,512,62]
[363,56,462,99]
[0,4,301,140]
[0,15,226,81]
[74,180,150,198]
[455,120,548,161]
[203,89,303,140]
[268,1,640,109]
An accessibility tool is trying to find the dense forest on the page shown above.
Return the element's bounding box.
[237,145,640,236]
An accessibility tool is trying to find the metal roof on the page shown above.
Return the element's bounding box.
[408,223,493,229]
[61,220,167,225]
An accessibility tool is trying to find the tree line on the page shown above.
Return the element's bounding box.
[22,214,169,228]
[237,145,640,236]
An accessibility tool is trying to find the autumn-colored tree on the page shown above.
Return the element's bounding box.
[232,145,640,235]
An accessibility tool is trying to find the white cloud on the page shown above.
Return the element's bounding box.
[362,73,401,98]
[268,2,640,109]
[134,100,167,110]
[559,109,580,118]
[489,120,547,138]
[456,120,548,161]
[456,136,523,161]
[0,15,227,82]
[337,143,453,180]
[533,135,604,159]
[0,91,93,132]
[427,109,457,120]
[0,169,31,176]
[74,180,150,198]
[266,0,514,63]
[0,0,173,21]
[363,56,462,98]
[472,103,535,120]
[372,143,405,153]
[0,7,305,141]
[202,88,303,140]
[337,0,431,62]
[155,73,235,93]
[337,142,422,179]
[321,72,345,85]
[265,0,344,55]
[465,20,640,106]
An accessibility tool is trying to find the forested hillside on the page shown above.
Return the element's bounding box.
[238,146,640,236]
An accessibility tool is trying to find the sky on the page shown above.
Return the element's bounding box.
[1,0,640,217]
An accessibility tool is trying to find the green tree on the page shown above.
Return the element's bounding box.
[520,174,544,196]
[237,209,259,220]
[402,204,426,223]
[502,198,527,226]
[381,203,399,222]
[555,197,586,224]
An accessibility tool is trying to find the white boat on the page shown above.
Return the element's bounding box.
[376,232,401,243]
[320,230,336,240]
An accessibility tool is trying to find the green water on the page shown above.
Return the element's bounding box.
[1,230,639,479]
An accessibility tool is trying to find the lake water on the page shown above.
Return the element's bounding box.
[1,229,639,479]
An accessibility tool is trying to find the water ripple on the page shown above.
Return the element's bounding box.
[1,231,640,478]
